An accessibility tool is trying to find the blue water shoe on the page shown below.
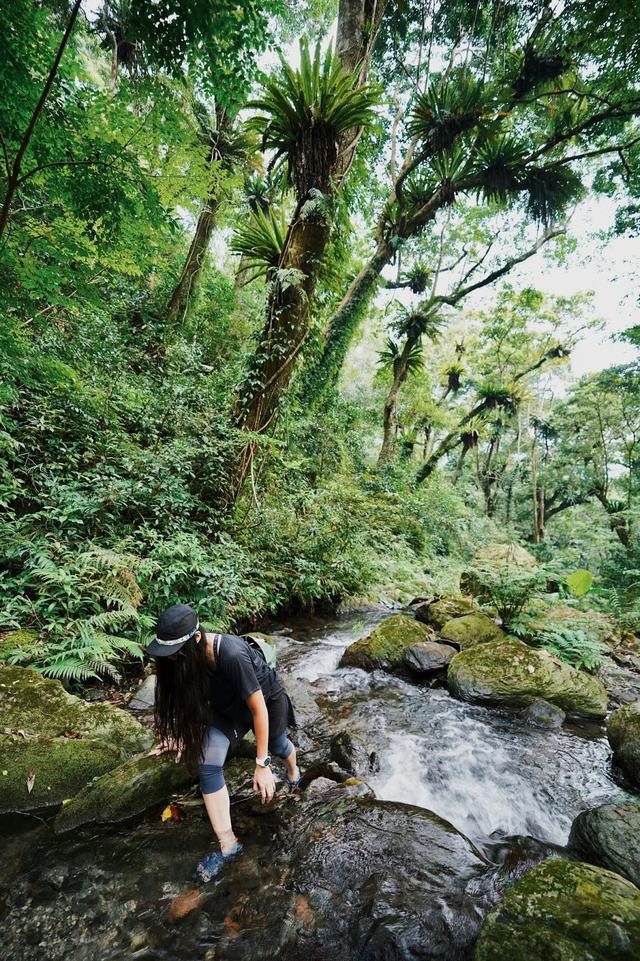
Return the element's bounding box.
[194,841,243,883]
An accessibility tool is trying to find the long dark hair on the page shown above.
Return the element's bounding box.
[154,634,211,770]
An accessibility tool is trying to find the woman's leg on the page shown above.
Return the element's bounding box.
[199,726,238,853]
[269,731,299,782]
[267,688,299,782]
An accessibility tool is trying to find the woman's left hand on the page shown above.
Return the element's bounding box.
[253,765,276,804]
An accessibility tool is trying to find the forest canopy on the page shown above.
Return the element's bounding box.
[1,0,639,681]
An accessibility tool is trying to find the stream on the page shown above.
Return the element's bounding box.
[1,609,630,961]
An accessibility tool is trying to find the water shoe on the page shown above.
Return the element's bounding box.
[194,841,243,883]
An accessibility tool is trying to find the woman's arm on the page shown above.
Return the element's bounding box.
[246,689,276,803]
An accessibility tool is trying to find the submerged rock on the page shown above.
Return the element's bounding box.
[330,728,379,777]
[520,697,565,729]
[416,596,475,630]
[473,858,640,961]
[128,674,156,711]
[569,801,640,888]
[607,701,640,788]
[54,752,196,832]
[447,636,608,718]
[440,613,505,649]
[403,640,457,675]
[339,614,433,671]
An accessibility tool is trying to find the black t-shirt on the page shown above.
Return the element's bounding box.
[206,633,281,727]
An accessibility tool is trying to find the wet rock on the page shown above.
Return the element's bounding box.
[0,664,152,814]
[607,701,640,788]
[0,735,124,814]
[306,775,340,796]
[598,657,640,708]
[413,595,476,630]
[569,801,640,887]
[520,697,565,729]
[128,674,156,711]
[339,614,433,672]
[330,729,380,776]
[402,640,457,675]
[440,613,505,649]
[0,664,152,752]
[286,796,497,961]
[54,752,196,832]
[474,858,640,961]
[447,636,608,718]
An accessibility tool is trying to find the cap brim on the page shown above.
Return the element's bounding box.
[147,639,187,657]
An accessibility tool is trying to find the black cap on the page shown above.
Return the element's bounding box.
[147,603,200,657]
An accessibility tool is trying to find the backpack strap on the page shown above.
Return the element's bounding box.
[210,632,222,669]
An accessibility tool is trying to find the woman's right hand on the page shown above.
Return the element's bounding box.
[148,739,183,763]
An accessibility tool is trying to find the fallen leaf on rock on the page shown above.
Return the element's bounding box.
[161,803,184,823]
[64,731,83,739]
[26,769,36,794]
[168,888,205,922]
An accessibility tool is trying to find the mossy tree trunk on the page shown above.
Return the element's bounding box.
[165,198,220,327]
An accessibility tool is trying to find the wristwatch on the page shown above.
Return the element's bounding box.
[255,755,272,768]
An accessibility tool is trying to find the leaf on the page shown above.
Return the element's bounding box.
[161,803,184,823]
[27,769,36,794]
[566,569,593,597]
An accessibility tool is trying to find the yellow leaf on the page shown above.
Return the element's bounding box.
[161,804,173,822]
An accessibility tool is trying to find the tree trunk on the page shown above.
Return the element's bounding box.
[378,336,416,464]
[166,200,219,326]
[0,0,82,244]
[308,239,393,403]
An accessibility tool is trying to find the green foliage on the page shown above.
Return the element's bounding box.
[230,206,287,281]
[529,624,606,671]
[566,569,594,597]
[407,71,497,153]
[470,566,548,626]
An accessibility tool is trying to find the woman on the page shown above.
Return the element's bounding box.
[148,603,300,883]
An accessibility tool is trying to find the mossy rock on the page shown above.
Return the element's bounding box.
[419,596,476,630]
[527,605,619,647]
[607,701,640,788]
[339,614,432,671]
[461,542,538,597]
[0,735,124,813]
[569,802,640,888]
[440,613,505,649]
[473,858,640,961]
[0,664,152,754]
[0,629,39,656]
[448,636,608,718]
[55,753,196,832]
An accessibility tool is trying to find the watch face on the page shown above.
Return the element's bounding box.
[264,756,271,767]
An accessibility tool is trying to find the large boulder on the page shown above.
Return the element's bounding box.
[607,701,640,788]
[447,636,608,718]
[461,542,538,597]
[440,613,505,649]
[527,605,619,648]
[415,596,476,630]
[286,793,497,961]
[402,640,457,675]
[473,858,640,961]
[54,753,196,833]
[0,664,152,813]
[339,614,433,672]
[569,802,640,888]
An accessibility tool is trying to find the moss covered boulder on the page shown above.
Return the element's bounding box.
[0,664,152,813]
[416,596,476,630]
[474,858,640,961]
[0,736,124,814]
[0,665,152,752]
[440,613,505,649]
[448,636,608,718]
[528,605,619,647]
[461,542,538,597]
[339,615,433,671]
[569,802,640,888]
[54,753,196,832]
[607,701,640,788]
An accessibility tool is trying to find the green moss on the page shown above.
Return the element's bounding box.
[340,614,432,671]
[0,629,39,654]
[607,702,640,788]
[528,606,618,647]
[426,596,476,630]
[0,735,123,813]
[448,636,608,718]
[440,613,504,649]
[474,858,640,961]
[55,753,195,832]
[0,664,152,753]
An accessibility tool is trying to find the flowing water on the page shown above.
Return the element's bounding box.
[1,608,631,960]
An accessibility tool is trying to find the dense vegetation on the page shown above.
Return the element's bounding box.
[1,0,639,682]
